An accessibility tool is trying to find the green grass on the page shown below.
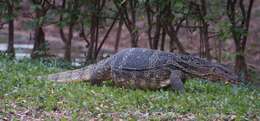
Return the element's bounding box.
[0,56,259,120]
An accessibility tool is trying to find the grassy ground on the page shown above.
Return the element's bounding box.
[0,56,259,121]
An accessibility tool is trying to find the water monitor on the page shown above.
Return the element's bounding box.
[38,48,240,92]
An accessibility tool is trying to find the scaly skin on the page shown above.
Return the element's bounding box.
[38,48,240,91]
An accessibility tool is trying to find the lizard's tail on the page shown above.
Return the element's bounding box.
[37,65,94,83]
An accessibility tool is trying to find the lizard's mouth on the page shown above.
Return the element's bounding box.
[225,75,241,84]
[206,74,240,84]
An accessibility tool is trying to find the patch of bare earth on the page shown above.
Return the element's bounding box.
[2,102,259,120]
[0,102,197,120]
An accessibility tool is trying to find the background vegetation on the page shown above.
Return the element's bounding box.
[0,0,256,81]
[0,0,259,120]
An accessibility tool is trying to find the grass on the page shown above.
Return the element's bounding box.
[0,56,259,120]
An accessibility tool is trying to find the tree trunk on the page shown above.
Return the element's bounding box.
[163,24,186,53]
[64,39,71,62]
[226,0,254,82]
[234,48,247,81]
[6,1,15,58]
[7,16,15,57]
[145,0,153,49]
[65,25,73,62]
[31,27,45,59]
[130,30,138,47]
[153,14,161,49]
[114,16,123,53]
[160,2,186,53]
[160,28,166,51]
[199,22,211,59]
[199,0,211,60]
[217,39,222,63]
[86,13,97,64]
[129,0,138,47]
[31,3,47,59]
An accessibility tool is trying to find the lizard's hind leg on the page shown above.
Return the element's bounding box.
[89,60,112,86]
[89,68,112,86]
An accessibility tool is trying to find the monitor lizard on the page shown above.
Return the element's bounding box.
[37,48,240,92]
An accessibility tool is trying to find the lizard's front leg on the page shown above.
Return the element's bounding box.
[170,70,185,92]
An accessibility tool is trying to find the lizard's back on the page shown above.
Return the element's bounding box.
[110,48,174,89]
[111,48,174,70]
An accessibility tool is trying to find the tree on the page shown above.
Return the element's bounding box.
[114,0,139,47]
[82,0,118,63]
[145,0,165,50]
[226,0,254,81]
[160,0,186,53]
[6,0,16,58]
[30,0,54,58]
[58,0,80,62]
[0,0,20,58]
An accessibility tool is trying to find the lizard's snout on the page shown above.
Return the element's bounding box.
[227,74,241,84]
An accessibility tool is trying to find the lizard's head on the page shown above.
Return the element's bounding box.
[176,54,240,84]
[203,64,240,84]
